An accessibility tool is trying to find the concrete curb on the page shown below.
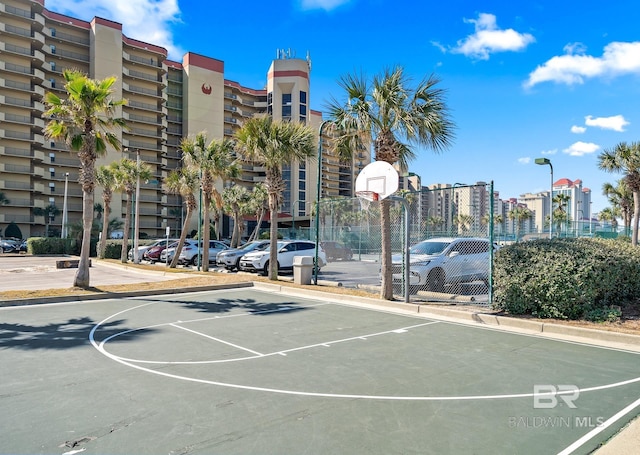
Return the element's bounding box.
[0,282,254,307]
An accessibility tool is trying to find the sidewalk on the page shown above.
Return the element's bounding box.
[0,254,193,293]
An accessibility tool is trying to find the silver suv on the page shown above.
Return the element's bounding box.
[391,237,494,293]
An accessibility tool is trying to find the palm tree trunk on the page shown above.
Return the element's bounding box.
[98,200,110,259]
[380,199,393,300]
[269,193,278,280]
[73,190,93,288]
[633,191,640,246]
[121,195,132,263]
[202,194,211,271]
[170,208,193,268]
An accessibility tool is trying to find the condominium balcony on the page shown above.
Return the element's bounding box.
[0,61,44,81]
[123,111,161,125]
[1,3,45,28]
[1,128,43,143]
[0,214,34,223]
[128,99,162,113]
[123,82,162,98]
[123,67,165,86]
[46,28,89,46]
[48,46,89,63]
[1,145,31,157]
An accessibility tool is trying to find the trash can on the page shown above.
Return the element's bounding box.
[293,256,314,285]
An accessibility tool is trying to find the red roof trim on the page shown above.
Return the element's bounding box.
[92,16,122,31]
[122,36,167,56]
[224,79,266,95]
[183,52,224,73]
[166,60,183,70]
[267,70,309,80]
[43,9,91,29]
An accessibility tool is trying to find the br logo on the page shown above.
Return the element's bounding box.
[533,384,580,409]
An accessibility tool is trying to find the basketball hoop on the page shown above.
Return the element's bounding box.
[356,190,379,211]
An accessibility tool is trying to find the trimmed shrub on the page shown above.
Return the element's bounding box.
[493,238,640,320]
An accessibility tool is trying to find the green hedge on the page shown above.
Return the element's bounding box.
[492,238,640,321]
[25,237,149,259]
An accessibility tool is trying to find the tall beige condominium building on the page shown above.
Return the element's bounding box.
[0,0,368,240]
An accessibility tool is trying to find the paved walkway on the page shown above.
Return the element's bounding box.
[0,255,192,293]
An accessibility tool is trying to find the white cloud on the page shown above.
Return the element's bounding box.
[525,41,640,87]
[518,157,531,164]
[451,13,535,60]
[46,0,184,60]
[563,141,600,157]
[585,115,629,132]
[571,125,586,134]
[541,149,557,155]
[299,0,351,11]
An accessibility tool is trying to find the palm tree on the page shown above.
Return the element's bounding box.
[327,67,455,299]
[453,214,473,233]
[222,185,252,247]
[111,158,153,263]
[508,206,532,241]
[43,69,126,288]
[599,207,620,232]
[33,204,60,237]
[602,180,633,236]
[246,183,268,242]
[235,116,316,279]
[598,142,640,246]
[164,167,199,268]
[552,194,571,235]
[181,133,240,271]
[95,165,117,258]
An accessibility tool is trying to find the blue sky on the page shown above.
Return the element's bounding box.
[47,0,640,214]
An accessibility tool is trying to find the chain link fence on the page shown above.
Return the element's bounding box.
[309,183,495,303]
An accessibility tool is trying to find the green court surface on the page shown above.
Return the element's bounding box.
[1,287,639,454]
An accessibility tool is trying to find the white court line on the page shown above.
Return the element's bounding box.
[88,292,640,402]
[558,396,640,455]
[105,321,441,364]
[171,323,264,356]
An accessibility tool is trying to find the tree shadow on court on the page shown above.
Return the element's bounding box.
[169,297,310,316]
[0,317,157,351]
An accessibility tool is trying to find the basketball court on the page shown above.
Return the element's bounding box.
[1,284,639,454]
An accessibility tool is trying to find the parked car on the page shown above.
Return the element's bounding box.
[144,240,178,263]
[128,239,177,261]
[0,239,19,253]
[216,240,270,271]
[391,237,496,293]
[239,240,327,275]
[160,239,228,265]
[321,241,353,261]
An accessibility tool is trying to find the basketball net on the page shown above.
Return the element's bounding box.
[356,190,379,211]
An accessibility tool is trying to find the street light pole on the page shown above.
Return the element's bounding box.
[61,172,69,238]
[535,158,553,239]
[133,149,141,264]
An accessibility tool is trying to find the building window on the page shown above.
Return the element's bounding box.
[49,79,56,88]
[282,93,291,105]
[49,167,55,178]
[49,153,55,163]
[49,183,55,193]
[50,61,56,71]
[300,91,307,104]
[50,45,56,54]
[299,181,305,190]
[50,28,56,37]
[282,105,291,121]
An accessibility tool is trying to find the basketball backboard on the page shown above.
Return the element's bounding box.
[355,161,399,201]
